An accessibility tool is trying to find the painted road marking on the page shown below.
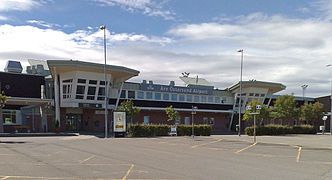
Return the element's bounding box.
[296,146,302,163]
[79,155,96,164]
[235,142,257,154]
[122,164,134,180]
[191,138,223,149]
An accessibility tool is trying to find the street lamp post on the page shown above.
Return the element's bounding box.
[301,84,308,103]
[100,25,108,138]
[326,64,332,135]
[237,49,244,136]
[191,106,197,139]
[246,105,261,143]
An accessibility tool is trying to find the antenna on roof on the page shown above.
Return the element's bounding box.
[182,72,190,77]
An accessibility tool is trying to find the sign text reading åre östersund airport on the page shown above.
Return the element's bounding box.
[141,84,213,95]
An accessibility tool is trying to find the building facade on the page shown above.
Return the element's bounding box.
[0,59,325,134]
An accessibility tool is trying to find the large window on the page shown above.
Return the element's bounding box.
[146,92,153,99]
[171,94,177,101]
[215,97,221,103]
[120,90,126,98]
[62,79,73,99]
[201,96,207,103]
[194,96,199,103]
[186,95,192,102]
[179,94,185,102]
[163,93,170,101]
[137,91,144,99]
[87,86,96,100]
[208,96,213,103]
[77,79,86,84]
[128,91,135,99]
[3,110,16,124]
[97,87,105,100]
[76,85,85,99]
[155,92,161,100]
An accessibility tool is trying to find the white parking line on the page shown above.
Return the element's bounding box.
[235,142,257,154]
[296,146,302,163]
[191,138,223,149]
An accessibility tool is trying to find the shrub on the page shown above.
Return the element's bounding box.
[127,124,211,137]
[245,124,316,136]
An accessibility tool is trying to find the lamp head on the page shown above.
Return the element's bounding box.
[237,49,243,52]
[99,25,106,30]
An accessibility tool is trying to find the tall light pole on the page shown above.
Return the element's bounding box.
[301,84,308,103]
[327,64,332,135]
[237,49,244,136]
[100,25,108,138]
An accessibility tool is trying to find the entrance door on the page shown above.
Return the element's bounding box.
[65,114,82,132]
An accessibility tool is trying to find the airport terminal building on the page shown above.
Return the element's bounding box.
[0,59,321,134]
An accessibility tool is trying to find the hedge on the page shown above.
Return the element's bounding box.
[245,124,317,136]
[127,124,212,137]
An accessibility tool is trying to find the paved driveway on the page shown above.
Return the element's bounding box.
[0,135,330,180]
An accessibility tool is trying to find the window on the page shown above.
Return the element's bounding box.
[209,117,215,125]
[97,87,105,100]
[144,116,150,124]
[184,117,190,125]
[255,93,260,97]
[76,85,85,99]
[87,87,96,100]
[3,110,16,124]
[208,96,213,103]
[62,84,72,99]
[179,94,185,101]
[137,91,144,99]
[99,81,106,85]
[194,96,199,102]
[186,95,192,102]
[171,94,177,101]
[128,91,135,99]
[77,79,86,84]
[249,93,254,96]
[260,94,265,97]
[63,79,72,83]
[201,96,207,103]
[203,117,209,124]
[120,90,126,98]
[89,80,97,85]
[155,92,161,100]
[146,92,153,99]
[163,93,169,101]
[215,97,221,103]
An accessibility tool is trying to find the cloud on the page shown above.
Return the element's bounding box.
[0,0,42,12]
[0,15,8,21]
[313,0,332,20]
[26,20,60,28]
[94,0,175,20]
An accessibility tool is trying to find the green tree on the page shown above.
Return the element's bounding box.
[243,100,270,126]
[272,95,299,125]
[300,102,324,125]
[165,105,179,124]
[117,100,140,124]
[0,92,8,133]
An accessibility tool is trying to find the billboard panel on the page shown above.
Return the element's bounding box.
[113,112,126,132]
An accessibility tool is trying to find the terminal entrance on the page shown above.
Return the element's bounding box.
[65,113,82,132]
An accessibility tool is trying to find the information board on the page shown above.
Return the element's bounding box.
[113,112,126,132]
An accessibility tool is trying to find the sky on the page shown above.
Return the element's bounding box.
[0,0,332,97]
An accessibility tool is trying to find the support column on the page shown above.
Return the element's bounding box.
[54,68,61,129]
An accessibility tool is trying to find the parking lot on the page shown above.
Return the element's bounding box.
[0,135,331,180]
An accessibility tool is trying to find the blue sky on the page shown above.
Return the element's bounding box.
[0,0,332,97]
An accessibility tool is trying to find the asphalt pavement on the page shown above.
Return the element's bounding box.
[0,135,330,180]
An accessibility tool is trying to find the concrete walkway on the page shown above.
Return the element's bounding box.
[214,134,332,149]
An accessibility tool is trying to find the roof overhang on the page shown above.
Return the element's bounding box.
[227,81,286,94]
[6,97,52,106]
[47,60,140,83]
